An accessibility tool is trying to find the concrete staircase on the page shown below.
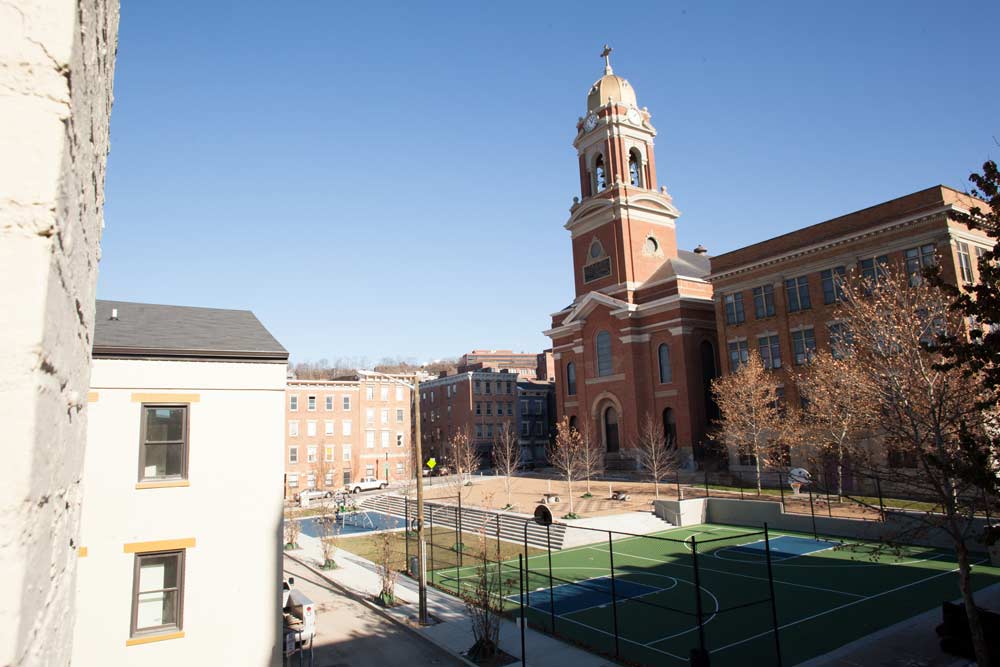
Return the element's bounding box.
[360,494,568,550]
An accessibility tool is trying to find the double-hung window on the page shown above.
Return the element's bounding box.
[307,396,316,411]
[325,396,333,411]
[957,242,974,283]
[859,255,889,289]
[139,405,188,482]
[829,322,853,359]
[752,285,775,319]
[724,293,745,325]
[396,409,404,423]
[785,276,811,312]
[289,396,298,412]
[365,431,375,448]
[728,340,749,369]
[757,335,781,369]
[791,328,817,365]
[342,396,351,411]
[289,446,298,464]
[905,245,936,285]
[820,266,846,304]
[131,550,184,639]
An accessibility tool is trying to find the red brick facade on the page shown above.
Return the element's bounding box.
[545,65,718,469]
[284,376,413,494]
[709,185,993,470]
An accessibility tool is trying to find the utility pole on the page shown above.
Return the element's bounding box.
[413,374,428,624]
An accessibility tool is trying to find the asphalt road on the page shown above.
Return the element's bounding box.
[282,556,465,667]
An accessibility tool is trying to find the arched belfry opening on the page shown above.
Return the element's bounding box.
[628,149,642,187]
[594,154,607,191]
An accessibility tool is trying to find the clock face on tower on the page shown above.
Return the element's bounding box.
[584,113,598,132]
[627,107,641,125]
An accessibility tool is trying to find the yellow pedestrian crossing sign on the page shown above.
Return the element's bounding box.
[427,458,437,469]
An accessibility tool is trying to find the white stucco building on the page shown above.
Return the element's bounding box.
[72,300,287,666]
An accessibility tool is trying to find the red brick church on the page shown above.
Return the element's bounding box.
[544,49,719,469]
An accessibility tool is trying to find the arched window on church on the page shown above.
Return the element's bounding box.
[566,362,577,396]
[658,343,672,384]
[594,154,607,191]
[629,149,642,187]
[596,331,612,377]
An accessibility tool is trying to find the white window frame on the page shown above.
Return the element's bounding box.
[288,420,299,437]
[342,420,352,436]
[365,430,376,449]
[289,446,298,464]
[324,420,334,435]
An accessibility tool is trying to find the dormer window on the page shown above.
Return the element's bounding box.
[628,149,642,187]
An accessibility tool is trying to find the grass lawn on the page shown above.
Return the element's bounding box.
[337,527,544,574]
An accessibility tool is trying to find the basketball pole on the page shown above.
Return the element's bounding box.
[690,534,707,655]
[607,531,621,658]
[518,553,527,666]
[546,523,556,634]
[763,523,784,666]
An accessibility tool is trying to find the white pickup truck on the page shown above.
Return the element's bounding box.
[347,476,388,494]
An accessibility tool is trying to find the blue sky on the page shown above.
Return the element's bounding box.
[100,1,999,365]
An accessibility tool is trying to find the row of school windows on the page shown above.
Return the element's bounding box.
[287,464,402,488]
[288,434,405,463]
[423,380,515,402]
[289,386,405,412]
[727,323,853,370]
[471,422,545,438]
[564,341,672,396]
[721,243,970,326]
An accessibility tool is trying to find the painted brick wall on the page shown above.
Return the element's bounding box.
[0,2,119,664]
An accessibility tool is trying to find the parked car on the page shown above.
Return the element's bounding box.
[294,488,334,504]
[346,476,388,494]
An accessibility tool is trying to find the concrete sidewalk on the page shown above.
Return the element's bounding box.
[288,531,616,667]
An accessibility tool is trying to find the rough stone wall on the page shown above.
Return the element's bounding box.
[0,1,119,664]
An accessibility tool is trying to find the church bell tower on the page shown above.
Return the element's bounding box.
[566,46,681,301]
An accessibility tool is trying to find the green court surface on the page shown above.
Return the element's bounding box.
[428,523,1000,666]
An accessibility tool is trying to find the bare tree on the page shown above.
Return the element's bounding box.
[311,443,334,496]
[577,418,604,496]
[315,503,341,570]
[282,507,301,551]
[550,417,585,516]
[794,349,874,497]
[826,264,997,665]
[492,422,521,508]
[635,413,677,498]
[375,528,399,606]
[459,497,509,662]
[711,351,787,493]
[447,428,478,500]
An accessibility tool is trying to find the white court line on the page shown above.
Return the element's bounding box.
[708,559,986,655]
[503,574,667,616]
[712,536,841,565]
[586,545,866,599]
[551,611,689,662]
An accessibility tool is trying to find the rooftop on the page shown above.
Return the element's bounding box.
[93,300,287,361]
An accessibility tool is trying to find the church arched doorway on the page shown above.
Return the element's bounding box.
[603,406,620,453]
[662,408,677,450]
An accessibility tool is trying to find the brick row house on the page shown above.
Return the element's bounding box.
[418,370,519,465]
[544,55,719,470]
[708,185,993,474]
[284,375,414,495]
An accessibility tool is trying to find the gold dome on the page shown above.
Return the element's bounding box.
[587,72,636,112]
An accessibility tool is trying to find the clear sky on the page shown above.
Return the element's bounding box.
[100,0,999,365]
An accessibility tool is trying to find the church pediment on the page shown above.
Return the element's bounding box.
[562,291,632,326]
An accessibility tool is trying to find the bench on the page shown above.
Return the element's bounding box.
[610,490,631,501]
[541,493,561,505]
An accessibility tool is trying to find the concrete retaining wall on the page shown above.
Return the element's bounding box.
[655,497,988,553]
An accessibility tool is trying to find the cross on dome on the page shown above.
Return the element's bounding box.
[601,44,613,74]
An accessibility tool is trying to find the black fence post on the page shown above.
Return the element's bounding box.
[738,471,744,500]
[778,471,785,511]
[496,514,502,563]
[546,523,556,634]
[523,521,529,585]
[875,476,886,521]
[704,470,710,498]
[676,469,682,500]
[763,524,784,667]
[808,488,818,540]
[519,553,527,666]
[823,472,833,518]
[690,535,707,656]
[607,532,621,658]
[429,506,435,585]
[457,494,464,567]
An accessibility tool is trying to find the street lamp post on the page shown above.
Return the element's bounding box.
[359,370,428,625]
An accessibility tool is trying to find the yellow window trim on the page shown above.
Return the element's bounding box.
[123,538,195,553]
[77,547,88,558]
[126,631,184,647]
[130,393,200,403]
[135,480,190,490]
[87,391,99,403]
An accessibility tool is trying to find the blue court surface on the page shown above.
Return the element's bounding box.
[298,511,402,537]
[513,576,662,615]
[723,535,840,561]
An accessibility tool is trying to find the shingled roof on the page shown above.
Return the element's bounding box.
[93,300,288,361]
